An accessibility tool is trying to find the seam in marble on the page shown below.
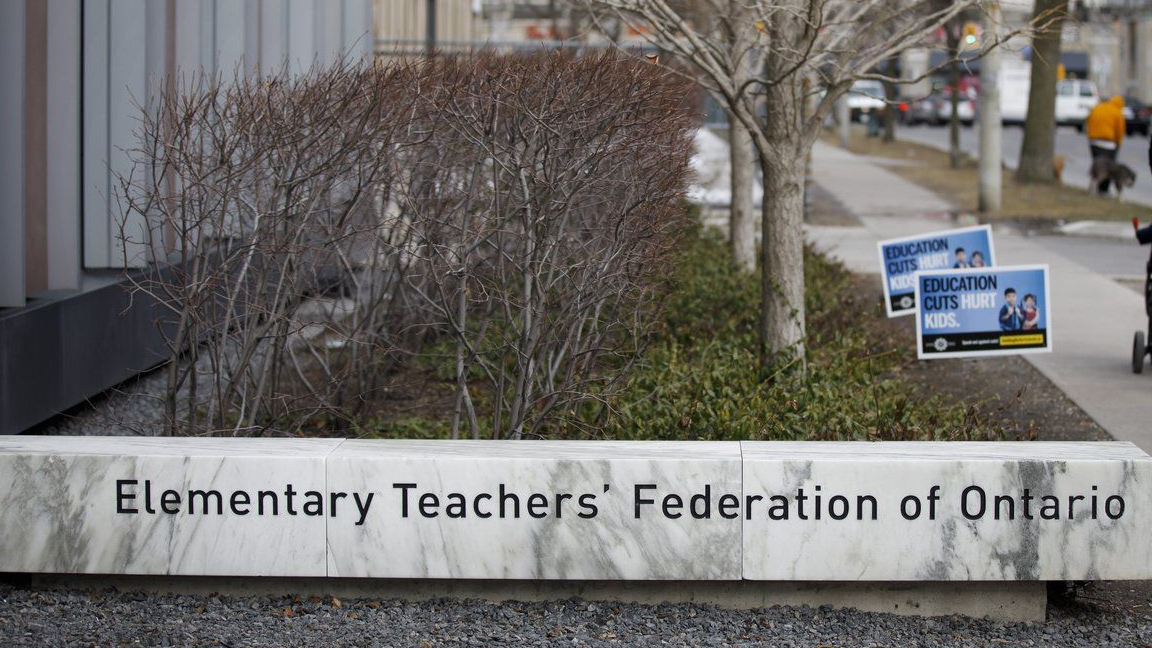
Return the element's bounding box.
[739,441,746,581]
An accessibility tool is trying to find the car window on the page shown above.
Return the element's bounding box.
[1080,84,1095,97]
[1057,83,1073,96]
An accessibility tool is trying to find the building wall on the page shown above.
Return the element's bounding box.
[374,0,477,57]
[82,0,373,272]
[1133,19,1152,103]
[1061,19,1122,96]
[0,0,373,308]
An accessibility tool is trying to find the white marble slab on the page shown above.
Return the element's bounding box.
[0,436,341,576]
[741,441,1152,581]
[326,440,743,580]
[4,438,1149,583]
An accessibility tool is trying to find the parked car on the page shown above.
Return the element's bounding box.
[934,88,976,126]
[907,89,975,127]
[905,95,937,125]
[846,80,886,122]
[1058,79,1099,129]
[1125,97,1151,137]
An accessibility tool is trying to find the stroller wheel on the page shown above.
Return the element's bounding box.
[1134,331,1146,374]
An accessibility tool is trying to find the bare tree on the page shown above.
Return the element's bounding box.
[118,62,425,435]
[396,52,694,439]
[722,0,758,272]
[628,1,759,271]
[1016,0,1069,184]
[116,52,692,438]
[728,111,757,271]
[583,0,999,373]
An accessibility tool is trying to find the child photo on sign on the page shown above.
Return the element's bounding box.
[1022,294,1040,331]
[954,248,968,268]
[999,288,1022,331]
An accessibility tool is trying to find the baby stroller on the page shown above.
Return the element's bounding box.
[1133,219,1152,373]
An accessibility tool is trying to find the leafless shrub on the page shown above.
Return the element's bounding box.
[117,51,693,437]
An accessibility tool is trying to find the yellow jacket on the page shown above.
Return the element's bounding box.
[1085,95,1126,146]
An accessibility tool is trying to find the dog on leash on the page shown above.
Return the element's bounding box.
[1088,157,1137,199]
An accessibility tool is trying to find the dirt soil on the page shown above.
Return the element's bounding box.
[870,296,1111,443]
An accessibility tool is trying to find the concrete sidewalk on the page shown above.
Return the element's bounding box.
[808,140,1152,454]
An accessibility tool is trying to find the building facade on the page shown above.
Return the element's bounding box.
[0,0,372,434]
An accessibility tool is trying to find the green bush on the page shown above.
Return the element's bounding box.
[580,232,997,441]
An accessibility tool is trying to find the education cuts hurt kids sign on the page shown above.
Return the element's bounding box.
[914,265,1052,360]
[877,225,995,317]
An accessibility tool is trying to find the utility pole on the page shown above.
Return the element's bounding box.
[978,1,1002,213]
[426,0,437,59]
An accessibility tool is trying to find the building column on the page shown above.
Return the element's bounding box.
[0,1,26,307]
[46,0,82,291]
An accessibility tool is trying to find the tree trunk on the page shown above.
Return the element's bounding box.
[757,79,807,374]
[883,59,898,143]
[947,25,962,169]
[835,96,850,149]
[724,0,756,272]
[1016,0,1069,184]
[729,114,756,272]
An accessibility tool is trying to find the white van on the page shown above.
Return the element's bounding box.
[1056,79,1099,128]
[999,62,1032,125]
[846,80,886,122]
[998,61,1099,128]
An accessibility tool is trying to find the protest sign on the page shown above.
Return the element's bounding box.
[877,225,995,317]
[914,265,1051,360]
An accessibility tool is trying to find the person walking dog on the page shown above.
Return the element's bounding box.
[1086,95,1126,194]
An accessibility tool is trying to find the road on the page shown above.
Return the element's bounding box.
[896,121,1152,207]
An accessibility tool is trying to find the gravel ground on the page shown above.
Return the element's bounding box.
[2,583,1151,648]
[33,367,171,436]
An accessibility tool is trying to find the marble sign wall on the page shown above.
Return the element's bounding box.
[326,440,743,580]
[741,442,1152,581]
[1,437,1149,581]
[0,437,340,576]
